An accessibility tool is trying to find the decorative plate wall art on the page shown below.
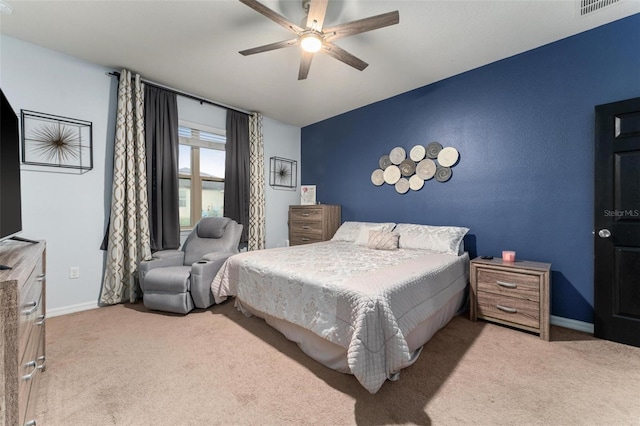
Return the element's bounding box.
[370,142,460,193]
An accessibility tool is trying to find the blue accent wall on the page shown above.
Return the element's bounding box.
[301,14,640,324]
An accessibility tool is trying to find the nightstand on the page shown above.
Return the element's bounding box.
[288,205,341,246]
[470,257,551,341]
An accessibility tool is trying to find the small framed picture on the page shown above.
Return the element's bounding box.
[301,185,316,205]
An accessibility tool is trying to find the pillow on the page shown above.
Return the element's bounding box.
[394,223,469,255]
[367,230,399,251]
[355,225,384,245]
[331,221,396,242]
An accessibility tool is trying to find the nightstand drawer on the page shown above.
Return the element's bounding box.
[477,291,540,329]
[290,221,323,235]
[290,207,324,222]
[477,269,539,301]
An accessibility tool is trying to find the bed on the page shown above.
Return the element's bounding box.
[211,222,470,393]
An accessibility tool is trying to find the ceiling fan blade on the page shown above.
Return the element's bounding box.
[298,51,314,80]
[322,43,368,71]
[323,11,399,42]
[239,0,304,34]
[239,38,299,56]
[306,0,328,32]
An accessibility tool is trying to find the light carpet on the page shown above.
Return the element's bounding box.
[36,300,640,425]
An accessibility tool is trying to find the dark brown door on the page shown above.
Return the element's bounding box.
[594,97,640,348]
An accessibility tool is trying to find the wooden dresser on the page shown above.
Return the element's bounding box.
[470,257,551,341]
[0,240,46,426]
[288,205,341,246]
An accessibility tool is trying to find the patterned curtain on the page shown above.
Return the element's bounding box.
[248,113,265,251]
[100,69,152,305]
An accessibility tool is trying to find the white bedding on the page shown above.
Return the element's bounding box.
[211,241,469,393]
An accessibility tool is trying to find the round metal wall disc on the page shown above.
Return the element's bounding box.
[426,142,443,159]
[379,154,391,170]
[399,159,416,176]
[416,159,436,180]
[395,178,410,194]
[389,147,406,165]
[437,147,459,167]
[409,175,424,191]
[409,145,426,162]
[383,165,401,184]
[435,166,452,182]
[371,169,385,186]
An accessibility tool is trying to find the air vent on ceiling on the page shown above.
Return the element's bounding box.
[579,0,620,16]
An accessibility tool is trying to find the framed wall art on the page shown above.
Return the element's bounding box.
[269,156,297,189]
[301,185,316,205]
[21,110,93,172]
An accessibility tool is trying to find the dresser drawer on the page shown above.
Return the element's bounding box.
[477,291,540,329]
[19,265,44,358]
[19,317,43,425]
[290,233,325,245]
[290,207,324,222]
[477,269,539,301]
[290,221,324,235]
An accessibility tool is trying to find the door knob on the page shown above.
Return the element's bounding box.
[598,229,611,238]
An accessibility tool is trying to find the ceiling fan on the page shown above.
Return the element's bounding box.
[238,0,400,80]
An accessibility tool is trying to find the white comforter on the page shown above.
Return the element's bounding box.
[211,241,469,393]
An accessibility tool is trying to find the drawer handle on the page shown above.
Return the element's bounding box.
[301,213,310,217]
[496,304,517,314]
[22,360,37,381]
[301,238,310,242]
[25,420,37,426]
[36,315,46,326]
[37,355,46,371]
[22,301,38,315]
[37,273,45,281]
[302,226,311,230]
[496,280,517,289]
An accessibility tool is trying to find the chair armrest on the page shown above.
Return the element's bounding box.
[202,251,236,262]
[190,252,234,309]
[138,250,185,291]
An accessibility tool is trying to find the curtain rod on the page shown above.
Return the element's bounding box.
[107,71,251,116]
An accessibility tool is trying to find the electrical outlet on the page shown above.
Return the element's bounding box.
[69,267,80,279]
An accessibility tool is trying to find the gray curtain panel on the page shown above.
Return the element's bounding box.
[145,85,180,251]
[224,110,250,244]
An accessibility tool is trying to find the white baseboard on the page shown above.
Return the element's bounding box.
[46,303,596,335]
[551,315,594,334]
[47,301,100,318]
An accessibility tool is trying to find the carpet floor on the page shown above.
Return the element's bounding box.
[36,300,640,425]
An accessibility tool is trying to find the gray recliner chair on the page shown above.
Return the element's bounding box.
[138,217,243,314]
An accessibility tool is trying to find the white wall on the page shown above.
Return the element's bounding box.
[263,117,301,248]
[0,35,301,315]
[1,35,117,316]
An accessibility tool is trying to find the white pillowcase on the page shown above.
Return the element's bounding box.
[394,223,469,255]
[332,221,396,243]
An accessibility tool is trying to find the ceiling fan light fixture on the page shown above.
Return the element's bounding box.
[300,33,322,53]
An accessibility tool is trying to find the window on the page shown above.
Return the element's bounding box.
[178,123,226,228]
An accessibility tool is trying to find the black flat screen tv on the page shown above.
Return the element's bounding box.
[0,88,22,243]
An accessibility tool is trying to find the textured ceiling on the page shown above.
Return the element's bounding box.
[1,0,638,127]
